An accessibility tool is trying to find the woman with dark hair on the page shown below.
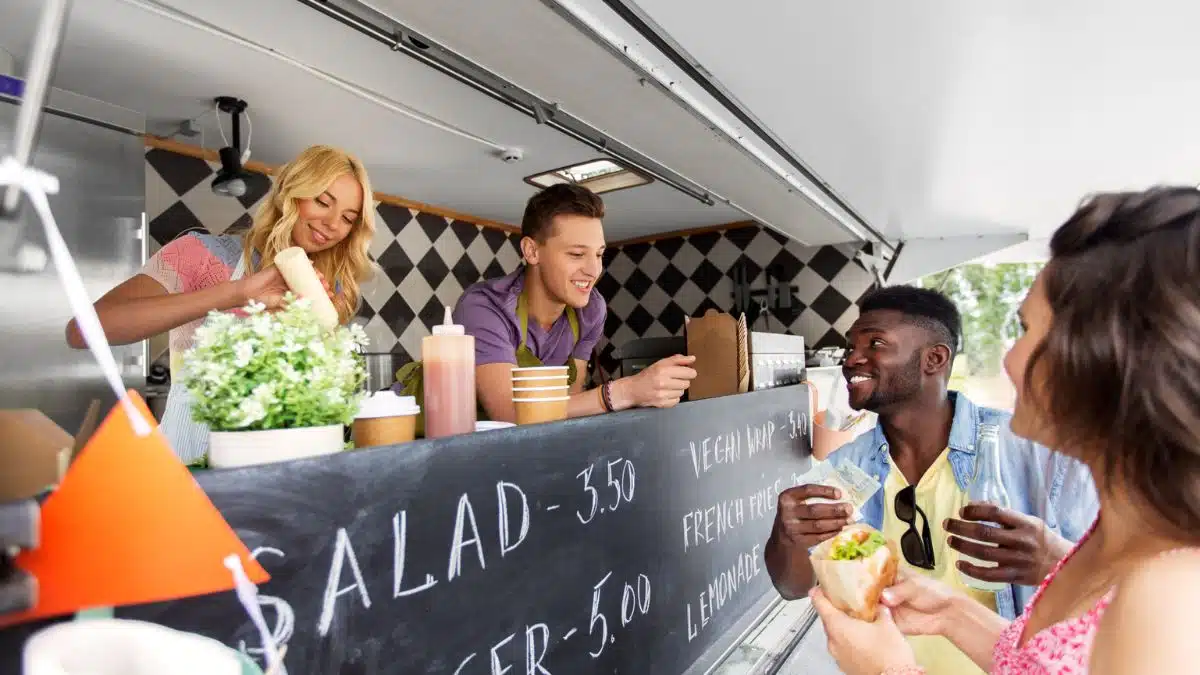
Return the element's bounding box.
[808,186,1200,675]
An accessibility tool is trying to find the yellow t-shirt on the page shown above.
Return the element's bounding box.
[881,450,997,675]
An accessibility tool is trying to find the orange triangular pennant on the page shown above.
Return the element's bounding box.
[1,391,269,626]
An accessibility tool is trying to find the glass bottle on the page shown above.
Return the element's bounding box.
[958,423,1009,592]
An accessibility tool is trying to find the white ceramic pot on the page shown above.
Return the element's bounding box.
[24,618,242,675]
[209,424,344,468]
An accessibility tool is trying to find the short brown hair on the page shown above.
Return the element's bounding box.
[1030,186,1200,536]
[521,184,605,241]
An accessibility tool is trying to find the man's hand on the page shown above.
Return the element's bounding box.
[945,503,1072,587]
[775,484,853,549]
[622,354,697,409]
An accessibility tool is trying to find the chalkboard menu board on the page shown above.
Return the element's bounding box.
[1,386,812,674]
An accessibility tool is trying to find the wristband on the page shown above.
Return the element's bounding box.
[600,382,615,412]
[881,667,925,675]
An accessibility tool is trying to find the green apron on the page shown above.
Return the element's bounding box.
[395,288,580,435]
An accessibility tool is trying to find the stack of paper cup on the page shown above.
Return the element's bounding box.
[511,365,569,425]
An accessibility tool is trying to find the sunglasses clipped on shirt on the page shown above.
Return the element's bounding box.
[894,485,936,569]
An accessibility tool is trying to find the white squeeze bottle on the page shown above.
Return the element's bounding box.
[958,423,1009,592]
[274,246,340,330]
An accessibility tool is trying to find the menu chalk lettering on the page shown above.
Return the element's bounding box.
[0,387,813,674]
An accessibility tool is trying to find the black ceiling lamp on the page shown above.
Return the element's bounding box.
[211,96,253,198]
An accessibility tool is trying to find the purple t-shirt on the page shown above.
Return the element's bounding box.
[454,268,606,367]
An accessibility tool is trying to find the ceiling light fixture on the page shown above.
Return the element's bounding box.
[211,96,253,198]
[525,158,653,194]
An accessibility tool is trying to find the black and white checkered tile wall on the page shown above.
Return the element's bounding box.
[146,146,874,382]
[593,228,877,378]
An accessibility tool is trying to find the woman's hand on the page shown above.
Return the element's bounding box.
[236,266,333,310]
[880,570,961,637]
[809,587,918,675]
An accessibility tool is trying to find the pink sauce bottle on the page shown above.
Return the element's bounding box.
[422,306,477,438]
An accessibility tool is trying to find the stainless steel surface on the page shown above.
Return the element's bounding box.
[750,332,807,391]
[0,96,146,435]
[363,352,402,392]
[2,0,72,214]
[775,609,843,675]
[138,210,149,379]
[613,335,687,378]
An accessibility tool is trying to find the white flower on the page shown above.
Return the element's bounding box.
[234,399,267,427]
[233,341,255,368]
[182,297,366,432]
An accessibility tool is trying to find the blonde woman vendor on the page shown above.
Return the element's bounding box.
[65,145,376,462]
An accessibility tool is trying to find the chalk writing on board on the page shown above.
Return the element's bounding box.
[745,421,777,459]
[237,547,295,662]
[316,480,536,636]
[685,545,763,642]
[449,572,652,672]
[75,388,817,675]
[318,528,372,636]
[450,622,552,675]
[682,476,785,554]
[575,458,636,524]
[787,409,811,441]
[684,419,786,479]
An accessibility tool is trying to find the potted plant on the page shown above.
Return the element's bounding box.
[183,296,367,468]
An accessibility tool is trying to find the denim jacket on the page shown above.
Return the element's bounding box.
[828,391,1099,620]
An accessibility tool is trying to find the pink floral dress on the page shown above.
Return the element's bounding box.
[886,515,1195,675]
[991,517,1110,674]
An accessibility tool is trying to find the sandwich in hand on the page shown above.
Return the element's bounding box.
[809,523,899,621]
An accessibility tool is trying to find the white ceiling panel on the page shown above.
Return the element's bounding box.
[626,0,1200,238]
[354,0,862,245]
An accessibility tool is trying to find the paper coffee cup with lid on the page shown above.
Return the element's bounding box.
[354,391,421,448]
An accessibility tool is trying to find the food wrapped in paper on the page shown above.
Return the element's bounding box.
[810,523,899,621]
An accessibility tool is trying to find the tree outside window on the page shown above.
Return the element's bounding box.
[918,262,1043,411]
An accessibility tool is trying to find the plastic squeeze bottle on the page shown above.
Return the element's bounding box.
[274,246,340,330]
[422,306,476,438]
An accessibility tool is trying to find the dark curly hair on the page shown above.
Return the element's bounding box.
[858,285,962,358]
[1030,186,1200,536]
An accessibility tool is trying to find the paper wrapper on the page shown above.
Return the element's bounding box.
[810,524,899,622]
[800,461,882,522]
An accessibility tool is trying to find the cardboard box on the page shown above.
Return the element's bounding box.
[686,309,740,401]
[0,401,100,502]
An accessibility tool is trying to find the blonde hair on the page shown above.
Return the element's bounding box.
[243,145,376,324]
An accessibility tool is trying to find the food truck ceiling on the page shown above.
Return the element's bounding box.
[4,0,1197,254]
[602,0,1200,241]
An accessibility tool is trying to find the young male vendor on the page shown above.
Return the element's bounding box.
[455,184,697,423]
